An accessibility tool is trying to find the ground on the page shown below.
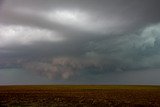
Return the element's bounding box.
[0,85,160,107]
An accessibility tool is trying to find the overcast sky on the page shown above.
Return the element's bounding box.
[0,0,160,85]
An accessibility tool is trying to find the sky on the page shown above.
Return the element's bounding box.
[0,0,160,85]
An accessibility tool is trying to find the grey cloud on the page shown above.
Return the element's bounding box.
[2,0,160,32]
[0,0,160,84]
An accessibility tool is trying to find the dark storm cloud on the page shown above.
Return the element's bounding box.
[0,0,160,83]
[1,0,160,32]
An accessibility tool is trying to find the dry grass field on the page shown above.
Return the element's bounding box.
[0,85,160,107]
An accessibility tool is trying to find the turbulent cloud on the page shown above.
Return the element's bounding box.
[11,22,160,80]
[86,23,160,71]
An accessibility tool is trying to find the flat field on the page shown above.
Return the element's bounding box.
[0,85,160,107]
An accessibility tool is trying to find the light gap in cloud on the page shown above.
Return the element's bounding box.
[0,25,63,47]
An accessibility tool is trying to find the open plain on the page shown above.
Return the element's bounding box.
[0,85,160,107]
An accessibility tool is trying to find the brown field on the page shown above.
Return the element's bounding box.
[0,85,160,107]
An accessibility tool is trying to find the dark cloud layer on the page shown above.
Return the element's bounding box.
[0,0,160,84]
